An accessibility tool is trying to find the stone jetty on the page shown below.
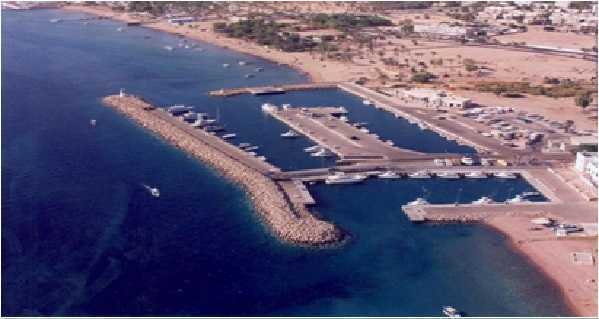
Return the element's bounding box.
[102,94,344,246]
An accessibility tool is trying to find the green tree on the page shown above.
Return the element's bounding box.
[575,92,593,108]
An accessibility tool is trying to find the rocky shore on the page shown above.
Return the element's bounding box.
[102,94,344,246]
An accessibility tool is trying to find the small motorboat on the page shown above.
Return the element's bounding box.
[437,172,461,179]
[311,148,334,157]
[90,119,97,127]
[142,184,160,198]
[465,171,487,179]
[222,63,230,68]
[222,133,236,139]
[363,99,373,105]
[495,172,517,179]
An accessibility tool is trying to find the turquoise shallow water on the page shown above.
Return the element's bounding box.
[2,9,572,316]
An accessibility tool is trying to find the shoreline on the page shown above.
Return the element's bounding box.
[62,5,596,316]
[485,217,597,317]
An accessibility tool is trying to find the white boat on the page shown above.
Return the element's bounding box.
[465,171,487,179]
[495,172,517,179]
[408,171,431,179]
[437,172,460,179]
[90,119,97,126]
[238,142,251,148]
[281,103,291,109]
[117,27,124,32]
[238,61,247,66]
[222,63,230,68]
[359,127,370,133]
[460,157,475,166]
[385,140,394,146]
[244,74,254,78]
[142,184,160,198]
[407,197,429,206]
[261,103,278,112]
[222,133,236,139]
[281,130,300,138]
[244,146,259,151]
[311,149,334,157]
[255,67,264,72]
[257,155,267,161]
[339,116,349,122]
[378,171,401,179]
[522,191,541,198]
[472,196,495,204]
[304,145,322,153]
[164,45,174,51]
[325,172,367,185]
[507,194,529,203]
[442,306,461,318]
[363,99,373,105]
[49,18,62,23]
[246,151,257,156]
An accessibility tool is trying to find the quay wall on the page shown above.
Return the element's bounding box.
[102,94,344,246]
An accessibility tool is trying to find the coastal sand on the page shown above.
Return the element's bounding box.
[64,5,597,316]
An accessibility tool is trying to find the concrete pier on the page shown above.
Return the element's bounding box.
[102,94,344,246]
[266,106,444,162]
[208,82,339,96]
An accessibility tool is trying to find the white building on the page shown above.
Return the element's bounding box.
[575,152,598,186]
[399,88,472,108]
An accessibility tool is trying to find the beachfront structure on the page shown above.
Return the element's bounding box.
[398,88,472,109]
[168,16,196,25]
[575,152,598,186]
[413,23,487,39]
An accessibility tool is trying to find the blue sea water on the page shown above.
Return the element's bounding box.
[2,9,572,316]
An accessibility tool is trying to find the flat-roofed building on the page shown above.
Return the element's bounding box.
[399,88,472,108]
[575,151,598,186]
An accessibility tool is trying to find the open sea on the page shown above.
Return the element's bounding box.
[2,9,572,316]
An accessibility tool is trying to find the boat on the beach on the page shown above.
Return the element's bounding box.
[437,172,461,179]
[407,197,429,206]
[442,306,462,317]
[325,172,367,185]
[281,130,300,138]
[142,184,160,198]
[311,148,334,157]
[465,171,487,179]
[472,196,495,204]
[378,171,401,179]
[362,99,373,105]
[495,172,517,179]
[408,171,431,179]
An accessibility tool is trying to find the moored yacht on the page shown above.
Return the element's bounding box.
[507,194,528,203]
[460,157,475,166]
[407,197,429,206]
[472,196,495,204]
[311,148,334,157]
[522,191,541,198]
[164,45,174,51]
[304,145,322,153]
[281,130,300,138]
[325,172,367,185]
[362,99,373,105]
[465,171,487,179]
[495,172,517,179]
[408,171,431,179]
[222,63,230,68]
[222,133,236,139]
[378,171,401,179]
[437,172,461,179]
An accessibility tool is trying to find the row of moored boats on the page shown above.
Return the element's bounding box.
[378,170,519,179]
[407,191,542,206]
[166,105,267,162]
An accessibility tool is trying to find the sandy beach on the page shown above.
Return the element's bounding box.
[63,4,597,316]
